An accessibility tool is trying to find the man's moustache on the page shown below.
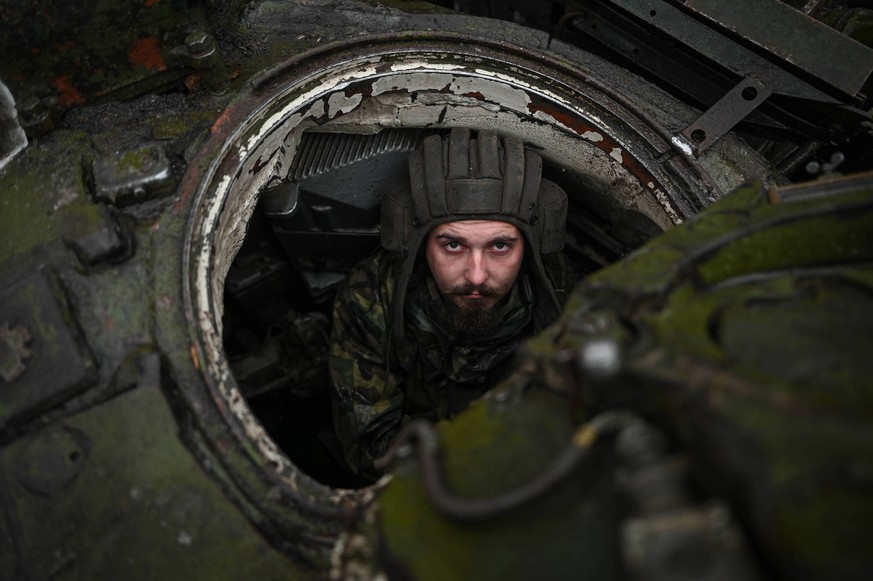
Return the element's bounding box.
[447,283,500,297]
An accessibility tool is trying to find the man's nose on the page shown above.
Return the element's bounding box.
[465,252,488,286]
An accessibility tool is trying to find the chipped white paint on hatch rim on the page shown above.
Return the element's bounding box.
[385,60,466,73]
[582,130,604,142]
[610,147,624,163]
[188,45,687,496]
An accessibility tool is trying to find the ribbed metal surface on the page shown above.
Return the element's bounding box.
[291,129,424,181]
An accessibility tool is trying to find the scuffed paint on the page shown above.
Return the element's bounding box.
[647,180,683,224]
[194,174,231,338]
[610,147,623,163]
[193,169,294,472]
[51,187,78,212]
[388,60,465,73]
[128,37,166,72]
[240,61,381,157]
[52,76,85,107]
[654,187,684,225]
[190,344,200,371]
[447,75,531,112]
[582,130,603,142]
[474,67,536,91]
[530,109,575,134]
[371,71,452,95]
[526,97,609,146]
[671,134,694,156]
[328,91,364,118]
[210,108,235,134]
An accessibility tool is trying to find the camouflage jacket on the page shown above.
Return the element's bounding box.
[329,249,572,480]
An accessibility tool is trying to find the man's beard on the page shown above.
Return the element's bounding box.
[433,282,509,338]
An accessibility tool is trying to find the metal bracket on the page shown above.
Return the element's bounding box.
[680,77,771,156]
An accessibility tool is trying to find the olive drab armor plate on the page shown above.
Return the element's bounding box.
[507,174,873,580]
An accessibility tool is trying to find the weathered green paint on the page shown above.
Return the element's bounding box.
[148,100,227,142]
[719,392,873,570]
[62,260,151,381]
[518,176,873,580]
[0,131,101,266]
[379,388,619,580]
[1,370,309,580]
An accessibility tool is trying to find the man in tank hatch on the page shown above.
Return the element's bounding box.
[329,127,573,480]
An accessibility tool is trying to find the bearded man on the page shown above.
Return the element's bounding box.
[329,128,572,479]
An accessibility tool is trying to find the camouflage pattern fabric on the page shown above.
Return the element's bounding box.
[329,249,569,480]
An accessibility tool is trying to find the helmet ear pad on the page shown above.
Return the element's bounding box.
[537,178,568,254]
[379,129,568,338]
[380,182,413,258]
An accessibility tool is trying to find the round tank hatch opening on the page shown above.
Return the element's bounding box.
[185,34,722,503]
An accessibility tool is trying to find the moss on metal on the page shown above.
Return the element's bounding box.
[541,176,873,579]
[1,376,310,579]
[379,389,618,580]
[0,130,102,266]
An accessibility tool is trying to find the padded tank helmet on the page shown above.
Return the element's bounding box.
[381,128,568,337]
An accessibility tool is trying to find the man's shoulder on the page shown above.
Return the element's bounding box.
[335,248,400,315]
[342,248,397,290]
[331,249,401,355]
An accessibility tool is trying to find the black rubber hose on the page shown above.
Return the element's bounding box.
[376,410,643,521]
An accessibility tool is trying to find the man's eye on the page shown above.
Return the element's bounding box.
[445,241,461,250]
[493,242,509,251]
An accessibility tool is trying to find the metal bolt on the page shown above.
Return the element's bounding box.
[176,530,193,547]
[16,427,88,496]
[17,95,54,137]
[394,443,413,459]
[18,95,41,117]
[492,389,512,403]
[185,30,214,56]
[578,338,621,378]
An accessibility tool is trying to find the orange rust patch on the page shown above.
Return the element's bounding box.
[129,37,166,72]
[210,107,234,134]
[52,76,86,107]
[190,344,200,371]
[184,73,202,94]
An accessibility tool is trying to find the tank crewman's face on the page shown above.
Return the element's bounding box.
[424,220,525,314]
